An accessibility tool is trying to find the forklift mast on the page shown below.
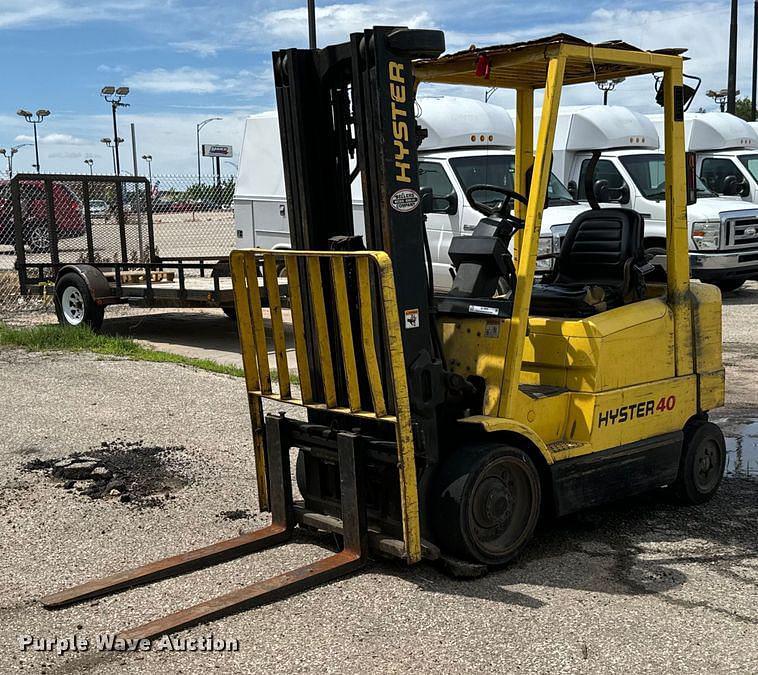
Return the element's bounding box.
[273,27,447,454]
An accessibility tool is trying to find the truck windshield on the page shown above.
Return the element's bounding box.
[449,155,577,207]
[619,153,717,200]
[738,154,758,182]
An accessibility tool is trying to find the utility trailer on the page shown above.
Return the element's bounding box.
[9,173,238,329]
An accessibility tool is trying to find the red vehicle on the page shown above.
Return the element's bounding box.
[0,179,85,252]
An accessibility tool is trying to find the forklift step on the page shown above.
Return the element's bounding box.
[40,416,368,641]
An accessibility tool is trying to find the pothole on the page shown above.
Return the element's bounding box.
[22,439,191,507]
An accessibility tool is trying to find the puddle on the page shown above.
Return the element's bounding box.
[22,439,191,506]
[713,416,758,477]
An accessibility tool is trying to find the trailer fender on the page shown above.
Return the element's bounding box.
[457,415,553,465]
[56,265,115,305]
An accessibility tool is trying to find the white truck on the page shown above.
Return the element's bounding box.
[548,105,758,292]
[649,112,758,204]
[234,96,586,290]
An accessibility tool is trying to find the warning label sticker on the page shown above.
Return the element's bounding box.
[404,308,420,329]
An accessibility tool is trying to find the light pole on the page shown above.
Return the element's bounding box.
[100,86,129,175]
[752,0,757,121]
[706,88,737,112]
[307,0,317,49]
[16,109,50,173]
[196,117,222,185]
[84,158,94,175]
[100,137,123,174]
[0,143,32,178]
[141,154,153,182]
[597,78,625,105]
[727,0,739,114]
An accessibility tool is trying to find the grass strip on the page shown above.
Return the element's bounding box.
[0,323,247,379]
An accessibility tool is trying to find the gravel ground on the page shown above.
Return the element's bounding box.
[0,283,757,674]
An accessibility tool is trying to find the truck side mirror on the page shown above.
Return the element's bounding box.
[432,191,458,215]
[420,187,434,214]
[722,175,749,198]
[567,180,578,199]
[618,183,631,204]
[593,179,610,203]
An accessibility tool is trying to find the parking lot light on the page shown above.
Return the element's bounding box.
[100,85,130,175]
[196,117,222,185]
[16,108,51,173]
[141,154,153,182]
[84,158,94,175]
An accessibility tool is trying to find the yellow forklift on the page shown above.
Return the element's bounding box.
[42,29,725,640]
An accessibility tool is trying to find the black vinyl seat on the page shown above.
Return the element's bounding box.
[530,208,648,317]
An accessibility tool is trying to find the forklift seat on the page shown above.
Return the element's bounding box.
[530,208,647,317]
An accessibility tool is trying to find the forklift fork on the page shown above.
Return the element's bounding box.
[41,415,368,641]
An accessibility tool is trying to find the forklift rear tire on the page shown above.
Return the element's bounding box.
[433,443,541,566]
[672,420,726,505]
[54,273,104,331]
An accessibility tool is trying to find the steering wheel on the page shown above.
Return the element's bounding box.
[465,185,528,226]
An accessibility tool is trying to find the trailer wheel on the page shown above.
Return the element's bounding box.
[433,443,541,566]
[672,421,725,505]
[713,279,744,293]
[55,274,104,330]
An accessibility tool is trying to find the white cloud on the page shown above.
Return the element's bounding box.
[170,40,220,57]
[14,133,87,145]
[126,66,272,97]
[97,64,124,73]
[0,0,156,30]
[258,3,434,45]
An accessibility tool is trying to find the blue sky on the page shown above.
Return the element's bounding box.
[0,0,755,175]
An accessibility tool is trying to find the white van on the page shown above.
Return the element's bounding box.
[548,105,758,292]
[649,112,758,203]
[234,97,586,290]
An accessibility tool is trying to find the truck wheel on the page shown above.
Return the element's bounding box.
[672,420,726,505]
[713,279,744,293]
[433,443,541,566]
[26,223,50,254]
[55,274,104,330]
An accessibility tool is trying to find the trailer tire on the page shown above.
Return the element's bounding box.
[433,443,541,566]
[55,273,104,331]
[672,420,725,505]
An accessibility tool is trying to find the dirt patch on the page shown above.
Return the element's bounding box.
[22,439,191,506]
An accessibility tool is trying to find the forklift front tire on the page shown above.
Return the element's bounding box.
[55,273,104,331]
[672,420,726,505]
[434,443,541,566]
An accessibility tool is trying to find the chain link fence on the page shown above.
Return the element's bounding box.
[0,174,236,315]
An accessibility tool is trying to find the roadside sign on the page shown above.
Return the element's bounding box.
[202,144,233,158]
